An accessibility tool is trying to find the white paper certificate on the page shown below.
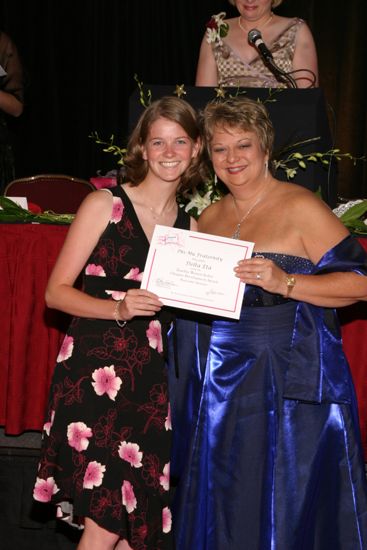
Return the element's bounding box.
[141,225,254,319]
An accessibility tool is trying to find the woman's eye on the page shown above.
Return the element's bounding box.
[213,147,225,153]
[239,143,250,149]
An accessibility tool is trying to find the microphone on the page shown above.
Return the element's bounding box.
[248,29,273,62]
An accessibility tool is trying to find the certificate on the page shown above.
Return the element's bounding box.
[141,225,254,319]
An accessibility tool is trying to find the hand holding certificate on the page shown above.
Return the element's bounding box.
[141,225,254,319]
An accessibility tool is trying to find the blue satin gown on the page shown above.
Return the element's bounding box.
[168,240,367,550]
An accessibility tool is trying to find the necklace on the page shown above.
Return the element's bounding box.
[238,12,273,34]
[148,201,177,220]
[231,192,265,240]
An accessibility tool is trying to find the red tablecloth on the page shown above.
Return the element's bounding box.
[0,223,366,459]
[0,223,69,434]
[339,237,367,458]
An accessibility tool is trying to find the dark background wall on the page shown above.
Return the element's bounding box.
[0,0,366,198]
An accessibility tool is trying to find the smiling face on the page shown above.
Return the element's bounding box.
[235,0,273,22]
[141,117,199,185]
[210,125,268,191]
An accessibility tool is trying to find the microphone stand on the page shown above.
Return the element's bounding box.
[265,58,297,89]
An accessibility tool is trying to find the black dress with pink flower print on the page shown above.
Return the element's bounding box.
[33,185,189,549]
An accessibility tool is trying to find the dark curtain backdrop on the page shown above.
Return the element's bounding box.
[0,0,366,198]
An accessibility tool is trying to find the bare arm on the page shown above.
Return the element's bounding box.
[0,32,24,116]
[235,194,367,307]
[46,190,162,322]
[195,36,219,86]
[0,89,23,116]
[292,22,319,88]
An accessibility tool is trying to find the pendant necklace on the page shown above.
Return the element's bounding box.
[148,201,177,220]
[238,12,273,34]
[231,192,265,240]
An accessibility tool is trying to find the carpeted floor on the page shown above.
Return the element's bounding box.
[0,434,81,550]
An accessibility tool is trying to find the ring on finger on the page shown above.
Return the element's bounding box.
[256,273,261,280]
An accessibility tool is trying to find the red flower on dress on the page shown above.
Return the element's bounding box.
[33,477,59,503]
[121,480,137,513]
[67,421,93,451]
[83,461,106,489]
[146,320,163,353]
[159,462,170,491]
[90,487,113,519]
[92,365,122,400]
[150,383,168,408]
[142,453,161,489]
[165,403,172,431]
[56,335,74,362]
[110,197,124,223]
[124,267,143,281]
[43,410,55,436]
[85,263,106,276]
[118,441,143,468]
[162,506,172,533]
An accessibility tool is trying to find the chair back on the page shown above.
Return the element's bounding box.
[4,174,95,213]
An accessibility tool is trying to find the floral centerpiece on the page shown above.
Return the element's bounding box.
[0,195,75,224]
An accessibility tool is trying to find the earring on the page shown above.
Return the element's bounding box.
[213,173,218,186]
[264,160,268,178]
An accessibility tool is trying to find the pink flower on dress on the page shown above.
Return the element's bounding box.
[124,267,143,281]
[56,335,74,363]
[162,506,172,533]
[110,197,124,223]
[83,461,106,489]
[85,263,106,276]
[33,477,59,503]
[146,320,163,353]
[159,463,170,491]
[121,480,137,513]
[165,403,172,431]
[92,365,122,400]
[67,421,93,452]
[43,410,55,436]
[105,290,126,301]
[118,441,143,468]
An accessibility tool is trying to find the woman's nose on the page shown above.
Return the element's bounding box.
[226,148,239,162]
[164,143,175,156]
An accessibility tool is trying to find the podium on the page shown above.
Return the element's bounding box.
[129,86,337,207]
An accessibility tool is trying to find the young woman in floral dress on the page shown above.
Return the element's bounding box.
[33,96,206,550]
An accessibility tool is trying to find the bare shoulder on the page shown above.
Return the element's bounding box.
[198,199,224,231]
[277,182,349,257]
[70,188,114,231]
[276,182,333,219]
[77,188,113,214]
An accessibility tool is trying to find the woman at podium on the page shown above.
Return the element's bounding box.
[196,0,318,88]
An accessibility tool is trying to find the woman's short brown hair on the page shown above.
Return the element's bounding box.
[124,96,207,192]
[228,0,283,7]
[201,96,274,157]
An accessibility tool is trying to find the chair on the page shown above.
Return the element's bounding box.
[4,174,95,214]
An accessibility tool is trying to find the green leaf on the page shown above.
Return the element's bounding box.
[340,200,367,223]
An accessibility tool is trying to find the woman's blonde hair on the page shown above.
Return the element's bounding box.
[201,97,274,157]
[228,0,283,7]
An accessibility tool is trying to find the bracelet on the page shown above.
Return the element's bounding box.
[284,274,296,298]
[114,297,127,328]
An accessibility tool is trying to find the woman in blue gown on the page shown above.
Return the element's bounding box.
[170,97,367,550]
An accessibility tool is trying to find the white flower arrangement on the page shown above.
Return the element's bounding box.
[205,12,229,46]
